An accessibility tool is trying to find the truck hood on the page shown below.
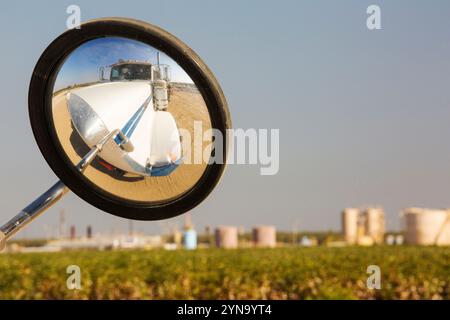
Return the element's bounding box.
[67,81,181,176]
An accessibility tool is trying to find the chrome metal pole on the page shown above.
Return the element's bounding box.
[0,129,123,250]
[0,181,68,250]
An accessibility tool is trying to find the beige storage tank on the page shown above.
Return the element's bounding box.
[364,207,385,244]
[215,226,238,249]
[253,226,276,248]
[342,208,359,244]
[404,208,450,246]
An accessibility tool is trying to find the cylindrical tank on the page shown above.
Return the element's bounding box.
[253,226,276,248]
[365,207,385,244]
[183,229,197,250]
[404,208,450,245]
[215,226,238,249]
[342,208,359,244]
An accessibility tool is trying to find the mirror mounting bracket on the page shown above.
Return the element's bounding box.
[0,130,124,251]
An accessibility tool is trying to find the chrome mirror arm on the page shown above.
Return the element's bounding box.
[0,129,125,250]
[0,181,68,250]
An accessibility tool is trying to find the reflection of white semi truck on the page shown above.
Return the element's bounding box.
[66,57,182,177]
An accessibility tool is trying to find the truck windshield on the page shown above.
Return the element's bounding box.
[110,64,152,81]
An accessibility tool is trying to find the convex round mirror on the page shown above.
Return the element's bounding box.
[29,18,231,220]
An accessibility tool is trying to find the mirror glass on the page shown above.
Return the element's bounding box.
[51,37,212,202]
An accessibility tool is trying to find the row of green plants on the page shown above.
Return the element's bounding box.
[0,246,448,299]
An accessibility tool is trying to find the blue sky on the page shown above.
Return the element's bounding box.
[54,37,193,91]
[1,1,450,238]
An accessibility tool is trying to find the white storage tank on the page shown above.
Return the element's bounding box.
[215,226,238,249]
[404,208,450,246]
[364,207,385,244]
[183,229,197,250]
[253,226,276,248]
[342,208,359,244]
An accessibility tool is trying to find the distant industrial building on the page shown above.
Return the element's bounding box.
[252,226,276,248]
[342,207,385,245]
[215,226,238,249]
[403,208,450,246]
[6,234,164,253]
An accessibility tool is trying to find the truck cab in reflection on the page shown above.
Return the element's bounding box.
[100,59,170,83]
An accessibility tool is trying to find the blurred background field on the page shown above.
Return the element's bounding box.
[0,246,448,300]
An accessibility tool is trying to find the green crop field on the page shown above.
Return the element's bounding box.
[0,246,448,300]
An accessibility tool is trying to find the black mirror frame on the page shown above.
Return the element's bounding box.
[28,18,231,221]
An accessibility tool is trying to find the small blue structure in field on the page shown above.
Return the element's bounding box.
[183,229,197,250]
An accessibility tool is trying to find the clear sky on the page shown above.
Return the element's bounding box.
[1,0,450,238]
[54,37,193,91]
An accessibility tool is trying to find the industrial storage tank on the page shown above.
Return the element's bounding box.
[215,226,238,249]
[364,207,385,244]
[183,229,197,250]
[342,208,359,244]
[253,226,276,248]
[182,213,197,250]
[403,208,450,245]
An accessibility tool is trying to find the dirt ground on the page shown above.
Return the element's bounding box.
[51,84,212,203]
